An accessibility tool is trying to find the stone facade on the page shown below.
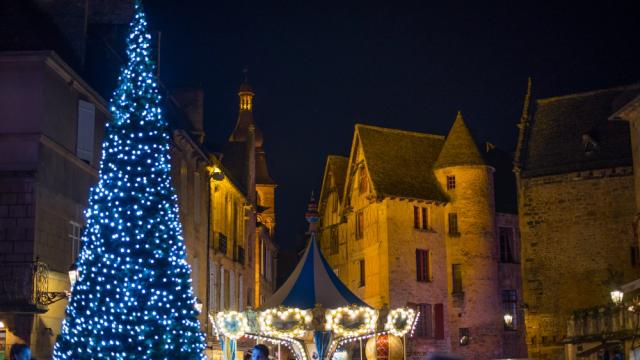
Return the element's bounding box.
[515,83,640,359]
[318,120,527,359]
[0,51,108,359]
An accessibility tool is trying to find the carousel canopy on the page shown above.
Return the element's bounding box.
[261,236,369,309]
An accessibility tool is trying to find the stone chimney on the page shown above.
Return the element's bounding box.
[172,88,205,143]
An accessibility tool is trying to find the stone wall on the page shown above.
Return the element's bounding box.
[435,165,503,360]
[519,167,639,359]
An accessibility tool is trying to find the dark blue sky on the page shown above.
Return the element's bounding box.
[144,0,640,251]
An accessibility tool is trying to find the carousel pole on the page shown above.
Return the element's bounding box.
[359,339,363,360]
[373,333,377,360]
[278,342,281,360]
[403,335,406,360]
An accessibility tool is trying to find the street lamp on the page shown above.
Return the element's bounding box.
[195,298,204,313]
[611,290,624,306]
[0,321,5,329]
[503,314,514,329]
[68,262,79,288]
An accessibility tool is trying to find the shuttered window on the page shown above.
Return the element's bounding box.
[452,264,463,294]
[76,100,95,164]
[416,249,431,282]
[448,213,459,236]
[358,259,365,287]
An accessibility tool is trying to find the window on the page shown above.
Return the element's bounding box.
[416,304,432,337]
[632,246,640,267]
[414,303,444,339]
[414,206,429,230]
[459,328,470,346]
[416,249,431,282]
[452,264,463,294]
[332,192,339,213]
[330,227,339,255]
[358,168,368,194]
[69,221,82,262]
[446,175,456,190]
[218,233,228,254]
[358,259,365,287]
[499,227,516,263]
[76,100,95,164]
[355,211,364,240]
[503,290,517,329]
[448,213,459,236]
[180,161,188,206]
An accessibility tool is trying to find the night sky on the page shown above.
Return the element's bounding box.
[143,1,640,252]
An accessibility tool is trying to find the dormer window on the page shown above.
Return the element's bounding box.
[358,167,368,194]
[582,133,599,155]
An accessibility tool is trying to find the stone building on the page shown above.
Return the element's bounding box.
[0,2,277,358]
[317,115,527,359]
[514,81,640,359]
[0,51,110,359]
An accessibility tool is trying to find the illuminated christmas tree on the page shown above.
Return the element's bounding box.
[53,1,205,359]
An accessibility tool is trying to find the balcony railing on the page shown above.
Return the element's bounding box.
[567,306,636,342]
[0,260,64,313]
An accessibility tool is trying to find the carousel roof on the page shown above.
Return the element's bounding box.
[261,235,369,310]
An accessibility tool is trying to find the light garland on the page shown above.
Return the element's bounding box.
[216,311,250,340]
[384,308,416,337]
[325,306,378,338]
[258,307,312,338]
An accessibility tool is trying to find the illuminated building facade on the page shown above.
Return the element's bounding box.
[515,82,640,359]
[318,116,527,359]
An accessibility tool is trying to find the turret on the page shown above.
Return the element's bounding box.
[433,112,503,358]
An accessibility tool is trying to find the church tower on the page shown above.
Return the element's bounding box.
[433,112,503,358]
[224,70,277,307]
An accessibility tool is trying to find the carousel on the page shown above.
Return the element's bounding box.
[210,197,419,360]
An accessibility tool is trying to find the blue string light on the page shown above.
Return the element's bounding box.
[53,1,206,358]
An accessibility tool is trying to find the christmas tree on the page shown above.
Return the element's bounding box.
[53,1,205,359]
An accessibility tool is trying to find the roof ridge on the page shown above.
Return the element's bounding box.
[355,123,445,140]
[326,154,349,160]
[537,83,640,104]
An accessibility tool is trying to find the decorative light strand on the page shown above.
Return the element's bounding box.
[325,306,378,338]
[258,307,312,338]
[384,308,416,337]
[215,311,250,340]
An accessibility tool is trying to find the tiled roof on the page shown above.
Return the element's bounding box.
[434,112,485,169]
[520,84,639,178]
[356,124,448,202]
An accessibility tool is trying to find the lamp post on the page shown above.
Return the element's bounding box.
[206,165,225,343]
[611,290,624,306]
[503,314,514,329]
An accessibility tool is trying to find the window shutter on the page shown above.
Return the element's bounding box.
[413,206,420,228]
[421,207,428,229]
[76,100,95,163]
[434,303,444,339]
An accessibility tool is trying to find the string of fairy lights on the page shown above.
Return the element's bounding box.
[211,306,419,359]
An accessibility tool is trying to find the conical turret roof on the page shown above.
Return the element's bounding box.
[434,112,485,169]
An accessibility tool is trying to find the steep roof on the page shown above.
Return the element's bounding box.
[519,84,639,178]
[322,155,348,198]
[433,112,485,169]
[355,124,447,202]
